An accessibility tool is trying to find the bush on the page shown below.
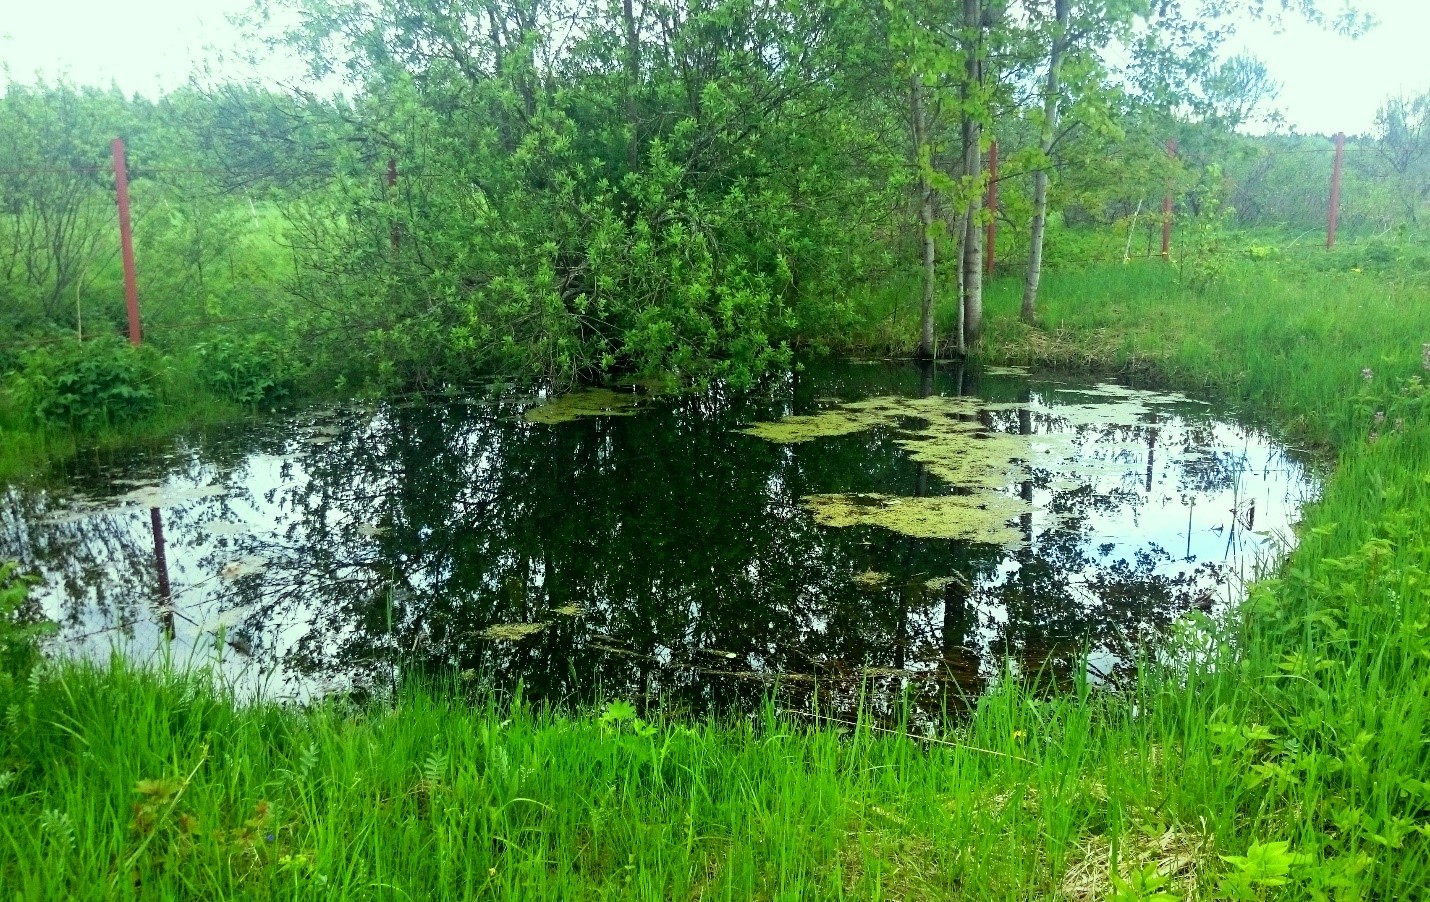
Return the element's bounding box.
[10,337,156,428]
[194,335,291,407]
[0,562,48,680]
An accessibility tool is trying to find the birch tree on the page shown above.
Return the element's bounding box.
[1021,0,1069,323]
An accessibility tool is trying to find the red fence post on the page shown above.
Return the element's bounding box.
[387,157,400,255]
[1161,138,1177,261]
[1327,132,1345,249]
[111,138,141,345]
[984,140,998,279]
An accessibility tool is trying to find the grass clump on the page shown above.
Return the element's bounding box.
[1,658,1158,900]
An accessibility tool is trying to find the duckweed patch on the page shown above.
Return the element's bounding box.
[740,385,1227,544]
[925,574,969,592]
[480,622,549,641]
[740,395,985,443]
[523,388,642,424]
[852,570,891,587]
[802,493,1028,546]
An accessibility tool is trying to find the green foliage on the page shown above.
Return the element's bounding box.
[0,80,128,332]
[1111,863,1181,901]
[1218,841,1313,899]
[196,336,292,407]
[981,260,1430,897]
[1176,166,1236,293]
[0,562,48,680]
[3,261,1430,896]
[10,337,156,428]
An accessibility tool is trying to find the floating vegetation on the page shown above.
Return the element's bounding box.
[738,383,1223,543]
[898,428,1028,490]
[550,603,585,617]
[523,388,642,424]
[740,395,985,443]
[742,394,1031,542]
[925,574,969,592]
[196,602,263,633]
[802,493,1028,546]
[37,507,96,526]
[697,648,740,659]
[741,410,879,443]
[480,622,549,641]
[982,365,1031,376]
[355,524,388,538]
[852,570,890,587]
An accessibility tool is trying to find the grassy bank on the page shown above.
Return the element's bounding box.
[0,398,251,484]
[2,260,1429,898]
[0,341,290,483]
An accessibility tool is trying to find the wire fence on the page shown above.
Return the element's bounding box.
[0,130,1418,356]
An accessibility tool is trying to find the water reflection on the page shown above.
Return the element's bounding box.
[0,362,1316,718]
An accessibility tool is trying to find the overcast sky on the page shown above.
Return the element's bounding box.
[1,0,1427,135]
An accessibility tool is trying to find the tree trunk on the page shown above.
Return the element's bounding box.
[1024,0,1070,323]
[960,0,985,343]
[953,211,967,355]
[962,147,984,343]
[912,74,936,359]
[622,0,641,171]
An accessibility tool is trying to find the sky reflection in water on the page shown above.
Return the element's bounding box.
[0,362,1318,719]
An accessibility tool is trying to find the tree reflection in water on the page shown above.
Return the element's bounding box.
[0,362,1316,720]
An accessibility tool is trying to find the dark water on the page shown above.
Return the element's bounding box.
[1,362,1316,717]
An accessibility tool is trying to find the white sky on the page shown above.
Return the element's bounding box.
[1,0,1428,136]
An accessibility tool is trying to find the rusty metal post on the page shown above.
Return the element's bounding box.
[1327,132,1345,249]
[1161,138,1176,261]
[388,158,400,255]
[984,140,998,279]
[111,138,141,345]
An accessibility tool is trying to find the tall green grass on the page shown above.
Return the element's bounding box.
[0,368,250,483]
[2,256,1429,898]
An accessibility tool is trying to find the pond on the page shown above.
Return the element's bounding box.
[1,361,1317,719]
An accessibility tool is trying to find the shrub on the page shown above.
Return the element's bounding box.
[194,336,292,407]
[0,561,48,680]
[11,337,156,428]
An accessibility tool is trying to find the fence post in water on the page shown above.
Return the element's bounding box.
[388,158,400,256]
[1161,138,1176,261]
[150,507,174,639]
[1327,132,1345,249]
[984,140,998,278]
[111,138,142,345]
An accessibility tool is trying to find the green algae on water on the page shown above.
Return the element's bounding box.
[852,570,891,587]
[740,394,986,443]
[740,410,877,442]
[481,622,549,641]
[925,574,969,592]
[802,493,1028,546]
[897,427,1028,490]
[524,388,641,424]
[741,394,1034,542]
